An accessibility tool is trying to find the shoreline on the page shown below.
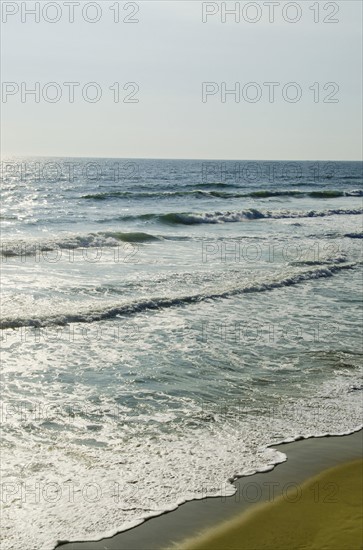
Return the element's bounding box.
[174,458,363,550]
[58,428,363,550]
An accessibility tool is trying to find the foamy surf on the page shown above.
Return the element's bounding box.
[1,158,362,550]
[0,261,358,329]
[157,208,363,225]
[97,207,363,226]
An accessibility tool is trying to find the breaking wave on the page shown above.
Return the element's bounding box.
[153,208,363,225]
[1,232,162,257]
[1,262,358,329]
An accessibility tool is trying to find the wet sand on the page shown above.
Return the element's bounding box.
[58,429,362,550]
[174,459,363,549]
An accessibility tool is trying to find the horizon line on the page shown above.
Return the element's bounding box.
[1,154,362,163]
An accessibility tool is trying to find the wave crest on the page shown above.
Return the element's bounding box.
[157,208,363,225]
[1,232,160,257]
[0,262,358,329]
[81,189,363,201]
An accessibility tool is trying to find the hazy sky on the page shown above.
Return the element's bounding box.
[1,1,362,160]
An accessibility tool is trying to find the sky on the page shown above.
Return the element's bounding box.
[1,0,362,160]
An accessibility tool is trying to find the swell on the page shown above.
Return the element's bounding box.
[0,262,358,329]
[81,189,363,201]
[120,207,363,226]
[3,209,361,257]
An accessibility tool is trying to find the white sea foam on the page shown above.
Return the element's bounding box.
[0,381,361,550]
[0,262,358,329]
[159,208,363,225]
[2,159,362,550]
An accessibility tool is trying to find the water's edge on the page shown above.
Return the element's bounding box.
[56,424,363,549]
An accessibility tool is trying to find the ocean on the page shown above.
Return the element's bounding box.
[1,158,362,549]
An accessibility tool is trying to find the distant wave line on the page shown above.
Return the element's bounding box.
[81,189,363,201]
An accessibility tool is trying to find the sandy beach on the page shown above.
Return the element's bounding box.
[58,429,362,550]
[174,459,362,550]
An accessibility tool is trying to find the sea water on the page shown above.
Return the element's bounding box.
[1,158,362,549]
